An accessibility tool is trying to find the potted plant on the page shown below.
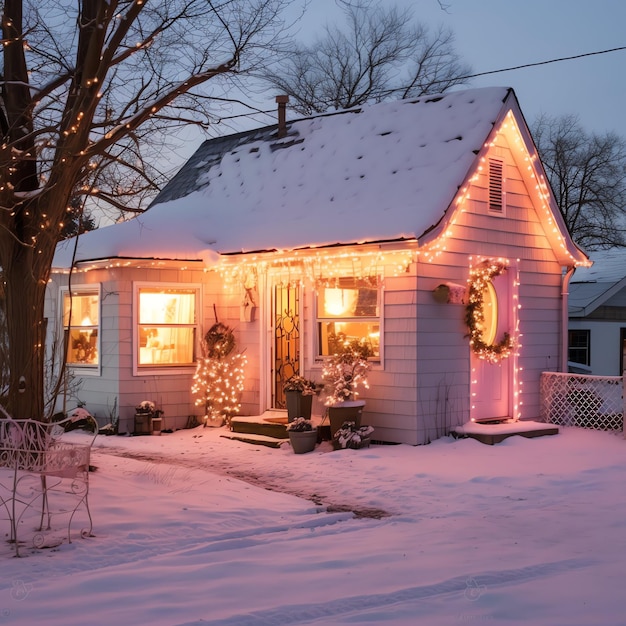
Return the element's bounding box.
[283,375,318,422]
[286,417,318,454]
[332,421,375,450]
[322,336,373,437]
[134,400,163,435]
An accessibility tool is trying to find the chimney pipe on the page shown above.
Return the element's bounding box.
[275,95,289,138]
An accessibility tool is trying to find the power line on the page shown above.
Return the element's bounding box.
[460,45,626,81]
[221,45,626,123]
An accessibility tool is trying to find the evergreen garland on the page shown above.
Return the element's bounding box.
[465,260,514,363]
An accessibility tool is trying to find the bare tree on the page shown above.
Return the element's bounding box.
[261,0,471,115]
[0,0,294,420]
[533,114,626,250]
[0,278,8,399]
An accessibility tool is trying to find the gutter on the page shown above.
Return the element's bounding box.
[561,266,576,372]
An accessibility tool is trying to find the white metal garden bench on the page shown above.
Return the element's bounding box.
[0,406,98,556]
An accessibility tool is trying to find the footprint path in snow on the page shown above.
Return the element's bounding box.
[182,557,595,626]
[98,446,391,519]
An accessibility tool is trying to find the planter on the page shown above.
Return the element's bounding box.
[285,391,313,422]
[288,429,318,454]
[328,400,365,438]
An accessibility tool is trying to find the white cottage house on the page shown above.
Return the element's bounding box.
[48,87,588,444]
[568,248,626,375]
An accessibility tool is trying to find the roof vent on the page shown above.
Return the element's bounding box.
[275,95,289,138]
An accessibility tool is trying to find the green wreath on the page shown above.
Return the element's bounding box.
[465,260,514,363]
[204,322,235,359]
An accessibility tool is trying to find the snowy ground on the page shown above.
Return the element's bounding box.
[1,424,625,625]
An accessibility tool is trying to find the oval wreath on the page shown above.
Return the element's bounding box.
[464,260,514,363]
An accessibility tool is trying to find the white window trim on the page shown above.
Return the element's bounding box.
[132,281,202,377]
[312,276,384,366]
[59,284,102,377]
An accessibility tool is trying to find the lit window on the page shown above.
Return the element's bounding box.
[480,281,498,346]
[316,278,380,358]
[568,329,590,366]
[63,289,100,367]
[137,287,198,367]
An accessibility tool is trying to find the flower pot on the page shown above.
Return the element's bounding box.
[288,429,318,454]
[328,400,365,438]
[285,391,313,422]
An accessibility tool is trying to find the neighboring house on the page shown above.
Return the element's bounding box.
[47,87,588,444]
[568,248,626,375]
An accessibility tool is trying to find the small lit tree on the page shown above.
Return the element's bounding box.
[191,323,246,426]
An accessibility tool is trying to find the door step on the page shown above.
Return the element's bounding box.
[230,418,288,439]
[220,433,287,448]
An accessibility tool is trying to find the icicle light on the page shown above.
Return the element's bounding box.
[215,247,415,291]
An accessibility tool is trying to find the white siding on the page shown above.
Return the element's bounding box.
[44,116,571,445]
[413,131,565,444]
[569,319,626,376]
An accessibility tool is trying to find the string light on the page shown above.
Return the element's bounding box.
[215,246,415,292]
[465,258,515,363]
[191,352,247,426]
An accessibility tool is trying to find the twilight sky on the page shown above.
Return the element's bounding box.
[294,0,626,137]
[163,0,626,193]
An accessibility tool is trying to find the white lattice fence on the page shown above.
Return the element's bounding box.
[540,372,625,431]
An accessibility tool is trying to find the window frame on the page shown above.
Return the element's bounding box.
[568,329,591,366]
[133,282,202,376]
[314,277,382,362]
[60,284,102,376]
[619,327,626,376]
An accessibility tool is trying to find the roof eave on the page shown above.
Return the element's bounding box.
[574,275,626,317]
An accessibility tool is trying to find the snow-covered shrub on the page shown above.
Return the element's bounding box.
[332,421,374,449]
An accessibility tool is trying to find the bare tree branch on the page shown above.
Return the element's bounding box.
[0,0,295,420]
[261,1,471,115]
[533,113,626,250]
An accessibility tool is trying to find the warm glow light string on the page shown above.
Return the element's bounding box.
[191,323,246,426]
[191,352,247,426]
[417,111,587,268]
[512,261,523,421]
[214,247,415,291]
[465,258,515,363]
[467,257,522,422]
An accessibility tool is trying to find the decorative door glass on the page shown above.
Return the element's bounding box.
[274,286,300,409]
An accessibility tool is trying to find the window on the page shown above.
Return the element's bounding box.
[480,281,498,346]
[137,286,198,367]
[488,157,504,213]
[316,277,380,358]
[568,329,590,366]
[62,288,100,367]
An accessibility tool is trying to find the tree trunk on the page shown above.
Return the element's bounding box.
[3,242,48,421]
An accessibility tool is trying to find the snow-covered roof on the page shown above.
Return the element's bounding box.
[569,248,626,316]
[54,87,521,268]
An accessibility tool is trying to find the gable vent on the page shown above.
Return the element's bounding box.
[488,158,504,213]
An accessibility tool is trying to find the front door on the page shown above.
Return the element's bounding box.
[470,263,513,421]
[273,285,301,409]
